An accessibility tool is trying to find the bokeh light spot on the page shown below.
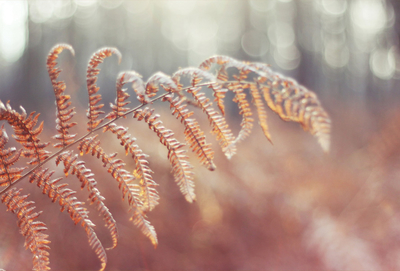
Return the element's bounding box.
[370,48,395,80]
[241,30,269,57]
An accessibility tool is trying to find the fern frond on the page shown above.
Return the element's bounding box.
[187,86,236,159]
[172,67,216,87]
[29,168,107,271]
[199,55,260,76]
[248,82,272,143]
[198,55,235,71]
[1,188,50,271]
[176,64,253,148]
[208,82,228,116]
[199,57,330,151]
[0,101,50,165]
[106,71,132,120]
[172,65,236,158]
[55,151,118,250]
[146,67,235,160]
[86,47,122,131]
[133,108,196,203]
[78,136,158,246]
[142,71,217,170]
[46,43,77,148]
[228,82,254,146]
[252,63,331,152]
[127,71,150,104]
[0,45,333,270]
[0,127,26,187]
[162,94,216,170]
[103,124,159,212]
[145,72,179,98]
[172,67,228,115]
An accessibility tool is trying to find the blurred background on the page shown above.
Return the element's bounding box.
[1,0,400,270]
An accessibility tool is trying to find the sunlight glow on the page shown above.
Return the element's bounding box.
[0,1,28,64]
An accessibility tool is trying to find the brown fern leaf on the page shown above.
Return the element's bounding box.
[199,56,262,115]
[199,55,260,75]
[233,66,252,82]
[162,94,216,171]
[127,71,150,104]
[186,86,236,159]
[209,81,228,116]
[55,151,118,250]
[103,124,159,212]
[173,67,216,87]
[86,47,122,131]
[0,101,50,165]
[78,136,158,246]
[248,82,273,143]
[227,82,254,146]
[225,67,255,146]
[251,63,331,152]
[200,57,330,151]
[166,65,236,159]
[172,67,228,116]
[145,71,179,98]
[199,55,242,82]
[29,168,107,271]
[0,127,26,187]
[198,55,234,71]
[142,72,217,169]
[172,67,242,154]
[216,65,229,81]
[133,108,196,203]
[1,188,50,271]
[46,43,77,148]
[106,71,133,120]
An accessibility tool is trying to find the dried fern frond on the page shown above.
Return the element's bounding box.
[172,67,216,87]
[172,67,228,115]
[142,71,217,169]
[103,124,159,212]
[0,44,332,270]
[162,94,216,170]
[46,43,77,148]
[127,71,149,104]
[55,151,118,250]
[1,188,50,271]
[78,136,158,246]
[178,64,254,150]
[251,63,331,152]
[229,82,254,146]
[199,56,330,152]
[200,55,261,76]
[0,127,26,187]
[172,67,236,158]
[29,168,107,271]
[187,86,236,159]
[0,101,50,165]
[133,107,195,203]
[145,71,179,98]
[86,47,122,131]
[106,71,133,120]
[199,56,259,143]
[198,55,235,71]
[248,82,272,143]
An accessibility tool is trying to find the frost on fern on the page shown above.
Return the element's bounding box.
[0,44,331,271]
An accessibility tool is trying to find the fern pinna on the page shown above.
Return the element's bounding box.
[0,44,331,270]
